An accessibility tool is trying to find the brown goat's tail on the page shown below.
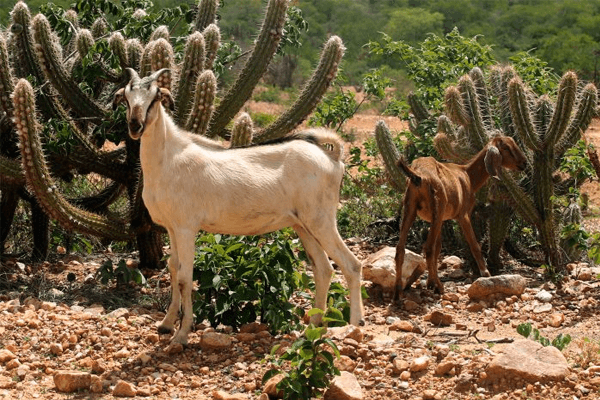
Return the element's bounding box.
[397,157,422,187]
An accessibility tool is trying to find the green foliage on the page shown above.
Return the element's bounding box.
[517,322,572,351]
[508,51,559,95]
[368,28,495,111]
[192,230,305,333]
[560,140,597,184]
[309,87,357,131]
[263,321,340,400]
[96,259,146,287]
[561,224,600,265]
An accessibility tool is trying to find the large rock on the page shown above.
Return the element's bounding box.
[54,371,91,393]
[485,339,570,384]
[200,332,232,350]
[362,247,425,290]
[467,275,527,300]
[324,371,363,400]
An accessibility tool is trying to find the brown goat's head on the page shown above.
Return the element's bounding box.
[484,136,527,179]
[112,68,174,140]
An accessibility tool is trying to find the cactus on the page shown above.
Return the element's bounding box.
[1,0,344,266]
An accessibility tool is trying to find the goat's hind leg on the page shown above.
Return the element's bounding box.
[169,229,197,345]
[294,225,334,326]
[158,229,180,335]
[393,192,418,302]
[303,221,365,326]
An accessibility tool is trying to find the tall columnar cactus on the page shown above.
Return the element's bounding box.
[1,0,344,266]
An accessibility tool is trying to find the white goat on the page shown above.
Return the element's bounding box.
[113,68,364,345]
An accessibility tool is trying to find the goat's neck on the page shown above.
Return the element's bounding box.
[465,147,491,192]
[139,107,174,178]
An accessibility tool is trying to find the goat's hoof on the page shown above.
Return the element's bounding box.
[358,318,366,327]
[165,342,185,354]
[157,326,174,335]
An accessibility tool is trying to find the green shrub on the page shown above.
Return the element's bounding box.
[192,229,306,333]
[517,322,572,351]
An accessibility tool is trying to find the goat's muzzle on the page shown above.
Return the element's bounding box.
[128,119,144,139]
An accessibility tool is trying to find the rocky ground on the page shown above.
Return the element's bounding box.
[0,244,599,400]
[1,115,599,399]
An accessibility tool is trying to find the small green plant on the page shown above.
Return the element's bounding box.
[263,316,340,400]
[192,230,305,333]
[571,337,600,369]
[517,323,572,351]
[96,259,146,287]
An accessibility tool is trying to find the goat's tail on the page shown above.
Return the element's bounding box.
[397,157,422,187]
[299,128,344,161]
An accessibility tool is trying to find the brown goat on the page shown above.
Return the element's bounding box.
[393,136,527,301]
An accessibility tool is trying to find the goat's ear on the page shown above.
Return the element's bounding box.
[112,88,125,110]
[159,87,175,112]
[484,145,502,180]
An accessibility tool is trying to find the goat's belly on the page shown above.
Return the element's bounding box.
[201,212,295,236]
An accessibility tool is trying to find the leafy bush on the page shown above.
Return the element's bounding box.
[96,259,146,287]
[192,230,306,333]
[263,320,340,400]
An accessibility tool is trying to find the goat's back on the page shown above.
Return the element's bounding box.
[405,157,472,221]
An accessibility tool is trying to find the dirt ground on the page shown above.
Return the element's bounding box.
[0,109,599,399]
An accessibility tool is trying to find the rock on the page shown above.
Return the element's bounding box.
[263,374,284,398]
[423,389,438,400]
[335,355,357,372]
[213,390,249,400]
[424,310,453,326]
[389,320,415,332]
[577,268,593,281]
[200,332,232,350]
[440,256,463,270]
[108,308,130,320]
[403,300,419,312]
[361,247,425,290]
[548,313,565,327]
[239,322,269,333]
[535,290,553,302]
[467,275,527,300]
[0,349,17,363]
[485,339,570,384]
[54,371,91,393]
[112,380,136,397]
[435,360,456,376]
[410,356,430,372]
[324,371,363,400]
[448,269,467,280]
[327,325,363,343]
[393,358,410,373]
[533,303,553,313]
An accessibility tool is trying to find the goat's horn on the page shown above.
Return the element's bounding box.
[484,145,502,180]
[149,68,171,82]
[125,68,140,85]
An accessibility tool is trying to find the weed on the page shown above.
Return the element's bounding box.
[517,322,571,350]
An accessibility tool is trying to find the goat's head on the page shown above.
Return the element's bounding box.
[484,136,528,179]
[113,68,174,140]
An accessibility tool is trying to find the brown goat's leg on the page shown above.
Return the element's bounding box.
[424,221,444,294]
[458,214,491,277]
[393,194,418,302]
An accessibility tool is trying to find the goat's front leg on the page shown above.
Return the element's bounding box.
[158,229,180,335]
[458,214,491,277]
[393,195,418,302]
[170,229,196,345]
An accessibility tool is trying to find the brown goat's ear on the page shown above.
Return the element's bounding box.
[112,88,125,110]
[159,87,175,112]
[484,145,502,180]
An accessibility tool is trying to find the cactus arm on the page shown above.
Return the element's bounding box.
[195,0,218,32]
[12,79,131,241]
[208,0,288,138]
[555,83,597,160]
[544,71,577,148]
[31,14,107,122]
[109,32,128,69]
[458,75,488,149]
[508,77,542,152]
[149,38,174,89]
[256,35,344,142]
[202,24,221,71]
[126,39,143,70]
[174,32,205,125]
[445,86,470,128]
[433,132,473,164]
[374,120,406,191]
[230,113,254,148]
[185,70,217,136]
[407,92,429,122]
[497,170,540,227]
[469,67,494,131]
[149,25,170,42]
[0,33,15,123]
[0,155,25,187]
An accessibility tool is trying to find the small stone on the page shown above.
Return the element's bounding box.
[389,320,415,332]
[548,313,565,328]
[113,380,136,397]
[0,349,17,363]
[54,371,91,393]
[200,332,232,350]
[535,290,553,302]
[410,356,429,372]
[324,371,363,400]
[425,310,453,326]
